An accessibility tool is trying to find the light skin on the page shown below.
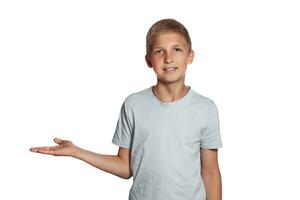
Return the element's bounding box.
[146,32,222,200]
[145,32,194,102]
[29,31,222,199]
[30,138,132,179]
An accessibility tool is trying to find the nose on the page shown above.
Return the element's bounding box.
[164,52,173,64]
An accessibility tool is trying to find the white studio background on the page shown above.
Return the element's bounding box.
[0,0,299,199]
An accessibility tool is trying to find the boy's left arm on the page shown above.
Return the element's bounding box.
[200,148,222,200]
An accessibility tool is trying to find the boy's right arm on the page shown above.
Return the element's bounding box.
[29,138,132,179]
[74,146,132,179]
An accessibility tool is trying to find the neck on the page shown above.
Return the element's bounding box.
[152,82,190,103]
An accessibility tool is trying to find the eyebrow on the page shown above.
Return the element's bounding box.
[153,44,183,49]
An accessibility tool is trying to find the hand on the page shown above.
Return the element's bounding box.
[29,137,79,157]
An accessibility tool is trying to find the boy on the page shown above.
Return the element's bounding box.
[29,18,223,200]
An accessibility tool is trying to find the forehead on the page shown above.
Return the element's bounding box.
[152,32,188,48]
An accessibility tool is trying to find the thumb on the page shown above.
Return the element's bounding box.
[54,137,63,144]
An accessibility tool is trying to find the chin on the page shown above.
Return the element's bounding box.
[159,78,182,84]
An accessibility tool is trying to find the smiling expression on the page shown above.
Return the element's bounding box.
[146,32,194,84]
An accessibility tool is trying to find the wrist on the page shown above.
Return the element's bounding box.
[71,146,83,159]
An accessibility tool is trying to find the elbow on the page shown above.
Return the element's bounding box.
[201,172,222,185]
[121,172,132,180]
[119,166,132,179]
[201,168,221,180]
[124,170,132,179]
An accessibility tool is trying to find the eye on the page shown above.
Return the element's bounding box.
[174,48,182,52]
[154,49,163,54]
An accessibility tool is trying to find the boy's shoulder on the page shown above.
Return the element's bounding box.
[122,87,149,106]
[189,88,217,107]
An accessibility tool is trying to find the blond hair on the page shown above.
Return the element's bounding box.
[146,18,192,56]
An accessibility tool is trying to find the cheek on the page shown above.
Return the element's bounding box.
[175,56,186,64]
[152,57,164,65]
[175,53,186,60]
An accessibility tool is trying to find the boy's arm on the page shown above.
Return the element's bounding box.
[200,148,222,200]
[30,138,132,179]
[74,146,132,179]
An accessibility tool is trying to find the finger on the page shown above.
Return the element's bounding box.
[30,146,51,152]
[34,148,55,155]
[54,137,63,144]
[49,145,61,150]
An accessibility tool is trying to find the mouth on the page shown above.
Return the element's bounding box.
[163,67,178,72]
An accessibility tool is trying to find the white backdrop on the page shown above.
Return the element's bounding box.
[1,0,299,199]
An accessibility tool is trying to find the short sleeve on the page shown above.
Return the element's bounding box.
[200,101,223,149]
[112,101,134,149]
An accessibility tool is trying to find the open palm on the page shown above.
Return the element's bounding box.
[29,138,78,157]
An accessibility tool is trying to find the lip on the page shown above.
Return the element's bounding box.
[163,68,177,73]
[163,67,178,71]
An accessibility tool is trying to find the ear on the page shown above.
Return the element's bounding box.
[187,49,194,64]
[145,55,153,68]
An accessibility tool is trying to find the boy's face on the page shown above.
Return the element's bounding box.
[145,32,194,85]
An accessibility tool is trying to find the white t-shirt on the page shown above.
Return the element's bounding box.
[112,85,223,200]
